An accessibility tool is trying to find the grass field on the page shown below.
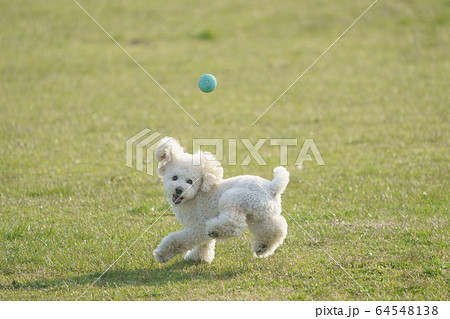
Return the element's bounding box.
[1,0,449,300]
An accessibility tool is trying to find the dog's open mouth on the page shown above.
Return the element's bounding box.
[172,194,184,204]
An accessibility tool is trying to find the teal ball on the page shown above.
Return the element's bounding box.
[198,74,217,93]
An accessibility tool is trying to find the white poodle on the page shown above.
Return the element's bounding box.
[153,137,289,264]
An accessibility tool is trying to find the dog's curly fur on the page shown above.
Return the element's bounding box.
[153,137,289,264]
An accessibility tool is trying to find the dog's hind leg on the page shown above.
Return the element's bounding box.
[248,215,287,258]
[184,240,216,263]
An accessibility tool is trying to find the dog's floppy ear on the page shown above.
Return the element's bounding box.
[198,151,223,192]
[155,137,183,177]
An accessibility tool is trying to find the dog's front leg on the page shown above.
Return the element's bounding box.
[153,227,209,263]
[206,210,248,239]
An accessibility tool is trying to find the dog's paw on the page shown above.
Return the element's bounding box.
[185,252,213,263]
[207,230,220,238]
[153,249,171,264]
[255,243,268,255]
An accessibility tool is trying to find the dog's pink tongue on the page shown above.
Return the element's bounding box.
[173,194,181,204]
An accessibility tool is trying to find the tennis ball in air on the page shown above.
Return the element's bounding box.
[198,74,217,93]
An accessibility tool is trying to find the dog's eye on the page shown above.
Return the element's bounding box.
[187,179,193,185]
[172,176,178,181]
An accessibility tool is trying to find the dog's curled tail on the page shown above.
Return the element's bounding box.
[270,166,289,197]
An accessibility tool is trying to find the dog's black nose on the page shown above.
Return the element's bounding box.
[175,187,183,195]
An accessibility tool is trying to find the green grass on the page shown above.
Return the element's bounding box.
[0,0,448,300]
